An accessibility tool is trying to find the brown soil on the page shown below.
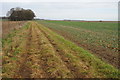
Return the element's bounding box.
[16,22,50,78]
[17,24,32,78]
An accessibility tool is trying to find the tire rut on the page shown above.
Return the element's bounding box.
[34,23,74,78]
[29,23,50,78]
[17,23,32,78]
[34,25,63,78]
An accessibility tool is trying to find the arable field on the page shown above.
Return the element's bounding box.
[37,20,119,68]
[0,21,26,76]
[2,21,119,78]
[2,21,26,38]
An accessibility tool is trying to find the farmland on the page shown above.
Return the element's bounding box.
[2,21,26,38]
[2,21,119,78]
[37,20,119,68]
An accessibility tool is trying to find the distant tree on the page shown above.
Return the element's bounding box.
[7,7,35,21]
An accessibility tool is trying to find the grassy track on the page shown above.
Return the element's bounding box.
[2,21,119,78]
[37,20,119,68]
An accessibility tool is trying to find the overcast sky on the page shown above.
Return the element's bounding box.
[0,0,119,21]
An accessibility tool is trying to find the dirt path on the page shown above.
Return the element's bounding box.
[16,22,50,78]
[14,22,91,78]
[13,22,73,78]
[17,23,32,78]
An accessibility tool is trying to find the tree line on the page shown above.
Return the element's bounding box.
[7,7,35,21]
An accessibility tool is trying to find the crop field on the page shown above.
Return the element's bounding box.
[2,21,26,38]
[38,20,119,68]
[2,21,119,78]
